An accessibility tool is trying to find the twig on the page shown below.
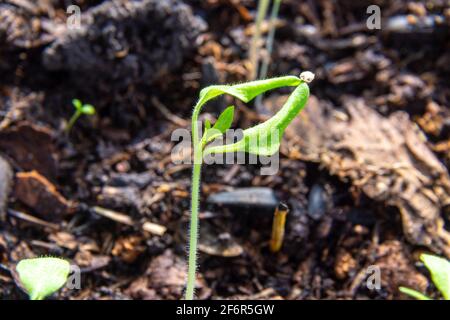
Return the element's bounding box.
[7,209,59,230]
[92,206,167,236]
[151,96,188,127]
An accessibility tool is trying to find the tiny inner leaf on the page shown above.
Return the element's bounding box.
[205,119,211,130]
[202,105,235,145]
[212,105,234,134]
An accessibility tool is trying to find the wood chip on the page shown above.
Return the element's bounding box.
[0,122,58,179]
[93,206,166,236]
[142,221,167,236]
[14,170,74,219]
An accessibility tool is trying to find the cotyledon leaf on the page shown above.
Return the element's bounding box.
[204,82,310,156]
[16,257,71,300]
[72,99,82,110]
[193,75,301,117]
[399,287,431,300]
[81,104,96,115]
[420,254,450,299]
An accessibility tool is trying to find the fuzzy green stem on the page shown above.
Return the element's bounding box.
[185,161,201,300]
[65,110,81,133]
[185,108,203,300]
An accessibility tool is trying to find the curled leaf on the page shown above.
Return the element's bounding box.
[204,82,310,156]
[194,76,301,117]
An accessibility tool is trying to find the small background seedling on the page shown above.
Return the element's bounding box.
[399,253,450,300]
[65,99,96,133]
[15,257,71,300]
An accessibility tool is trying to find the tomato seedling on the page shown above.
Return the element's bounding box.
[185,72,314,299]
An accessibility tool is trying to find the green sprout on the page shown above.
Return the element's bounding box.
[399,253,450,300]
[185,72,314,300]
[16,257,71,300]
[65,99,96,133]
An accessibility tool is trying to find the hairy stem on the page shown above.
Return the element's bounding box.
[185,161,201,300]
[186,109,202,300]
[65,110,81,133]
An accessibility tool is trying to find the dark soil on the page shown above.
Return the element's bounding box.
[0,0,449,300]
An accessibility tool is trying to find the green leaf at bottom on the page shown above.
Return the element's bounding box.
[399,287,431,300]
[420,254,450,300]
[16,257,71,300]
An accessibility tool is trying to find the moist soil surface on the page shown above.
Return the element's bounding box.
[0,0,449,300]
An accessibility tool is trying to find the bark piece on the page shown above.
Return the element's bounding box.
[0,122,58,179]
[13,171,73,220]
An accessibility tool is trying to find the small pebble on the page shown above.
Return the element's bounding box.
[207,187,278,209]
[307,184,328,220]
